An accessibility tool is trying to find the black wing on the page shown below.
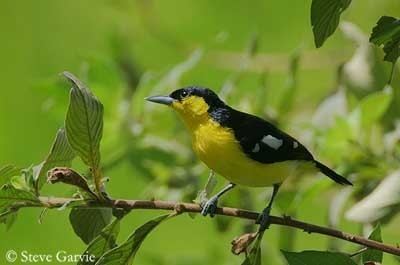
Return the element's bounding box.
[211,107,314,164]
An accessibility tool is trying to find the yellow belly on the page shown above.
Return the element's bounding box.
[191,120,312,187]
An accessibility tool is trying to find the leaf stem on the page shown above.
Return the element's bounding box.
[388,60,397,85]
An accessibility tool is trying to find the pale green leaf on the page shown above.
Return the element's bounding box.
[69,208,112,244]
[34,128,75,192]
[363,223,383,264]
[0,165,20,187]
[357,86,392,127]
[96,214,172,265]
[282,250,357,265]
[78,218,120,265]
[64,71,104,170]
[311,0,352,48]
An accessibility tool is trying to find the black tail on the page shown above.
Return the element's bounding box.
[315,161,352,185]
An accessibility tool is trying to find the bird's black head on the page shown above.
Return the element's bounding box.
[169,86,225,108]
[146,86,226,127]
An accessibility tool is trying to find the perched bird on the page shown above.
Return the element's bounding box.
[146,87,352,231]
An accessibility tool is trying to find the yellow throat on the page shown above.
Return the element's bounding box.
[170,96,306,187]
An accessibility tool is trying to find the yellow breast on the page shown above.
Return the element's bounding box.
[191,119,301,187]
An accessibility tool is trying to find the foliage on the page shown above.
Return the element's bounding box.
[282,250,357,265]
[1,1,400,265]
[370,16,400,63]
[362,224,383,264]
[96,214,173,265]
[311,0,352,48]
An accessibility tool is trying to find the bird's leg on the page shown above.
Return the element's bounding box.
[256,183,281,231]
[201,182,236,217]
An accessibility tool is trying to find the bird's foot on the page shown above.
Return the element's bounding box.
[256,206,272,231]
[200,196,219,217]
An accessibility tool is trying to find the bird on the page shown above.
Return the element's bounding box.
[146,87,352,231]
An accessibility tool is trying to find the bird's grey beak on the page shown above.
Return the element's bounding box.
[145,96,175,105]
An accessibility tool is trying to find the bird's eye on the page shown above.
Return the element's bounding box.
[181,90,189,98]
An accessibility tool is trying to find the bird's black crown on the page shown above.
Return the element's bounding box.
[169,86,225,107]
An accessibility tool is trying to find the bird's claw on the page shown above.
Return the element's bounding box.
[256,206,272,231]
[200,196,219,217]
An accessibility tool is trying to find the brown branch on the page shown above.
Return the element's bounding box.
[19,196,400,257]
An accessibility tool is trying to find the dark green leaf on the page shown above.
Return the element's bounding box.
[311,0,352,48]
[282,250,357,265]
[0,184,40,213]
[69,208,112,244]
[34,128,75,192]
[63,71,104,170]
[78,218,120,265]
[362,224,383,264]
[96,214,173,265]
[370,16,400,62]
[0,165,20,187]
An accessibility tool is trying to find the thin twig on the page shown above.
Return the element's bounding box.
[349,247,368,257]
[14,197,400,257]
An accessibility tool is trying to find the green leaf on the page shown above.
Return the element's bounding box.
[63,71,104,170]
[359,86,392,126]
[362,224,383,264]
[282,250,357,265]
[69,208,112,244]
[0,165,20,187]
[370,16,400,62]
[96,214,173,265]
[34,128,75,192]
[78,218,120,265]
[311,0,352,48]
[0,184,40,213]
[241,234,262,265]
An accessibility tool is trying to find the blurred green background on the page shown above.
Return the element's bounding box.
[1,0,400,264]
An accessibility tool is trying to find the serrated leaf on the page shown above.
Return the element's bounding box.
[69,208,112,244]
[63,71,104,170]
[346,170,400,223]
[362,224,383,264]
[0,184,40,213]
[311,0,352,48]
[78,218,120,265]
[96,214,173,265]
[370,16,400,62]
[34,128,75,192]
[282,250,357,265]
[0,165,20,187]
